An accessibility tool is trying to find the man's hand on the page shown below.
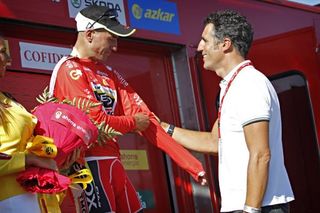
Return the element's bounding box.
[152,113,161,124]
[25,152,58,171]
[133,112,150,131]
[59,148,82,171]
[160,121,170,132]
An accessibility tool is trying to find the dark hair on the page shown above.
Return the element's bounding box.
[204,10,253,57]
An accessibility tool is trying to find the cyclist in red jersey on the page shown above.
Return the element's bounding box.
[49,5,206,213]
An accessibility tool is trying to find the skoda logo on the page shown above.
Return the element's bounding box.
[132,4,143,20]
[71,0,81,8]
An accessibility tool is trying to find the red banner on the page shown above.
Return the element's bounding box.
[0,0,129,29]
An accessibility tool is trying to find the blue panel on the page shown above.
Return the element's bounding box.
[128,0,180,35]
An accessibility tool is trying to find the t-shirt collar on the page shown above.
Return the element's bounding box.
[220,60,251,86]
[70,47,79,57]
[70,47,100,64]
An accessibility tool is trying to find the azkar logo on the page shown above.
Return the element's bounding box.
[131,3,175,22]
[128,0,180,34]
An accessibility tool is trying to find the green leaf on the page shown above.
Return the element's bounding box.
[36,86,58,104]
[37,87,121,147]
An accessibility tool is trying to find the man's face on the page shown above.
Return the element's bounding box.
[197,23,223,72]
[90,29,118,62]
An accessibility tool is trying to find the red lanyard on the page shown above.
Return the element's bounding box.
[217,61,252,139]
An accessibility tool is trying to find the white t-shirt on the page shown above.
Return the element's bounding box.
[218,60,294,212]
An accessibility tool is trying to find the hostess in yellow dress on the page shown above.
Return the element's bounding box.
[0,91,37,201]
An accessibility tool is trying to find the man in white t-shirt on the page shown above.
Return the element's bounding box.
[161,10,294,213]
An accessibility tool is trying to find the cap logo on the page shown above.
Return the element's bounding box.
[86,22,94,29]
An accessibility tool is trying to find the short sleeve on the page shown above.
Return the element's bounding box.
[236,70,271,126]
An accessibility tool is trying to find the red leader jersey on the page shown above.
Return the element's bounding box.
[50,56,205,181]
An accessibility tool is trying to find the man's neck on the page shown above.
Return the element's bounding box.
[73,37,93,59]
[218,56,245,78]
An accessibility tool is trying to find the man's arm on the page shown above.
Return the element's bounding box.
[160,119,219,154]
[243,120,271,209]
[112,73,207,182]
[51,60,143,134]
[0,152,58,177]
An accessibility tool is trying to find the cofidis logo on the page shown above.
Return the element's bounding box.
[128,0,180,35]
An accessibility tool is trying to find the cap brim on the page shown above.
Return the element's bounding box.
[105,24,136,37]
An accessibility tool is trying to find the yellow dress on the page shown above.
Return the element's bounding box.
[0,91,37,201]
[0,92,63,213]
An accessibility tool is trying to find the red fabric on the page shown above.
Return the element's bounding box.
[17,102,98,193]
[16,167,70,193]
[117,82,205,181]
[52,57,205,181]
[32,102,98,166]
[83,159,142,213]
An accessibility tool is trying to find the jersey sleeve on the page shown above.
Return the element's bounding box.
[51,59,136,135]
[113,70,205,181]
